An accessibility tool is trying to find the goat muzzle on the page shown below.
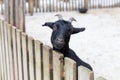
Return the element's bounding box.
[54,37,65,49]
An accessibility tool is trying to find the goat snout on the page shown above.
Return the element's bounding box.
[54,37,65,49]
[56,37,64,44]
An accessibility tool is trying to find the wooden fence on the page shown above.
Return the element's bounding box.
[0,0,120,15]
[0,20,94,80]
[27,0,120,14]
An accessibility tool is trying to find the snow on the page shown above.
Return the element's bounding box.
[25,8,120,80]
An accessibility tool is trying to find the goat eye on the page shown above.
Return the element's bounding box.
[68,29,72,32]
[53,25,57,31]
[67,28,73,34]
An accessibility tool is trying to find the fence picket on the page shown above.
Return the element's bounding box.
[0,20,1,80]
[7,24,14,80]
[42,45,53,80]
[35,40,43,80]
[78,66,94,80]
[37,0,40,12]
[12,26,19,80]
[0,21,7,80]
[64,57,76,80]
[15,0,19,27]
[4,22,11,80]
[16,29,23,80]
[35,0,37,12]
[0,0,3,14]
[28,37,36,80]
[53,51,64,80]
[85,0,88,9]
[21,33,29,80]
[0,58,1,80]
[6,23,12,80]
[0,20,4,80]
[29,0,34,15]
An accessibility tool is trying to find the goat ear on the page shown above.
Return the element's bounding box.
[42,22,54,29]
[72,27,85,34]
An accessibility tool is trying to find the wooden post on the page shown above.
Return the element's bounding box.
[29,0,34,15]
[1,0,4,15]
[84,0,88,9]
[19,0,25,32]
[4,0,9,23]
[4,0,25,32]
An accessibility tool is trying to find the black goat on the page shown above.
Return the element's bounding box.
[42,14,93,79]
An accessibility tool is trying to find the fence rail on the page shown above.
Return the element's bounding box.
[0,0,120,15]
[0,20,94,80]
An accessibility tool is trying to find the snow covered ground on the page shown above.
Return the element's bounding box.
[25,8,120,80]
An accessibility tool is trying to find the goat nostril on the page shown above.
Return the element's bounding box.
[56,38,64,44]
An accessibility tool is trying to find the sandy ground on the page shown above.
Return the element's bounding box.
[0,8,120,80]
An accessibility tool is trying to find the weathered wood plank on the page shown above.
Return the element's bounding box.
[0,20,1,80]
[7,23,15,80]
[35,40,43,80]
[22,33,29,80]
[1,0,3,15]
[16,29,23,80]
[35,0,37,12]
[42,45,53,80]
[0,49,2,80]
[4,0,9,22]
[9,0,14,25]
[0,20,4,80]
[45,0,49,12]
[19,0,25,32]
[12,26,19,80]
[0,21,7,80]
[53,51,64,80]
[15,0,19,28]
[56,0,58,12]
[64,57,76,80]
[42,0,45,12]
[29,0,34,15]
[52,0,55,11]
[0,58,1,80]
[78,66,94,80]
[39,0,41,12]
[4,22,11,80]
[28,37,35,80]
[37,0,39,12]
[84,0,88,9]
